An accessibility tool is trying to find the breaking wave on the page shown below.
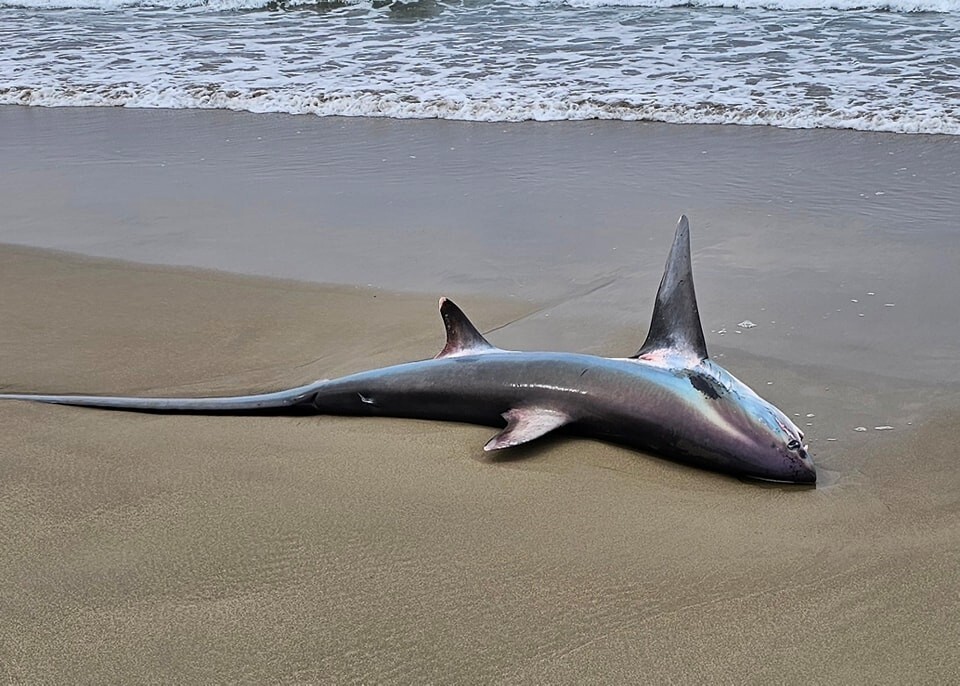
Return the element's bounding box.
[2,0,957,134]
[3,85,957,135]
[1,0,957,11]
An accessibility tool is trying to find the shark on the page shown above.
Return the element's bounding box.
[0,216,816,484]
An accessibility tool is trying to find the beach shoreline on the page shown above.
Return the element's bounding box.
[1,105,959,682]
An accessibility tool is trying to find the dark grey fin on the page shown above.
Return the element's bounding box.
[435,297,498,358]
[633,215,709,362]
[483,407,570,451]
[0,379,327,413]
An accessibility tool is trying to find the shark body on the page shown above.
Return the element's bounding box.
[0,216,816,483]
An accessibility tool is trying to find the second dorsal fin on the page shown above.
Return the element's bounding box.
[633,215,709,363]
[435,298,498,358]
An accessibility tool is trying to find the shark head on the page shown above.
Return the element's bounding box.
[740,396,816,484]
[677,362,817,483]
[634,216,817,484]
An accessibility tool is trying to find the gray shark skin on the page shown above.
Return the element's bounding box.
[0,216,816,484]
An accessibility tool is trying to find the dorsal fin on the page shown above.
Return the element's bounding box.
[633,215,709,363]
[435,298,497,358]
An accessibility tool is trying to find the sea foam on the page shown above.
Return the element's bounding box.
[1,0,957,133]
[2,0,958,10]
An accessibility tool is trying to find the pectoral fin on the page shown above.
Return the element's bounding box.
[483,407,571,451]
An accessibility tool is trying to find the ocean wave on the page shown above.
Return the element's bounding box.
[4,0,955,136]
[3,85,956,135]
[529,0,960,13]
[2,0,957,11]
[0,0,361,10]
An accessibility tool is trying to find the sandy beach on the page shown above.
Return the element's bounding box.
[1,106,959,682]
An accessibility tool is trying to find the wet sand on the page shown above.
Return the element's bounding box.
[1,107,959,682]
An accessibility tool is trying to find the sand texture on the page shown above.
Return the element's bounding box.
[1,107,959,683]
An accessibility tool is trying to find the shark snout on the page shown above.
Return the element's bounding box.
[791,447,817,484]
[751,448,816,485]
[745,433,817,484]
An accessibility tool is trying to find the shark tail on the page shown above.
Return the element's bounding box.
[0,379,328,414]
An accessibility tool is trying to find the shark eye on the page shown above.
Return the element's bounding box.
[787,439,801,451]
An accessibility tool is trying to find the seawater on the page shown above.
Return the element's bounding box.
[1,0,958,134]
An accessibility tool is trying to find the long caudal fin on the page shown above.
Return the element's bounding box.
[0,379,328,413]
